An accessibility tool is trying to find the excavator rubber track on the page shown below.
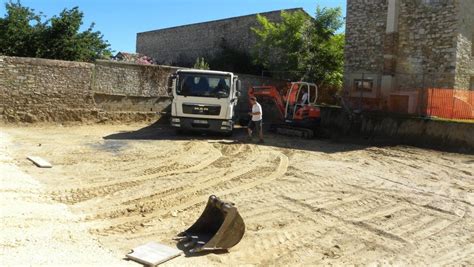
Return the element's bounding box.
[271,124,315,139]
[174,195,245,253]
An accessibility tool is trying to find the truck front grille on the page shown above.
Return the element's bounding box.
[182,104,221,115]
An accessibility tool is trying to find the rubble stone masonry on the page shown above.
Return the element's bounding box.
[0,57,96,123]
[345,0,388,74]
[136,9,298,66]
[0,56,176,123]
[345,0,474,94]
[0,56,281,123]
[455,0,474,89]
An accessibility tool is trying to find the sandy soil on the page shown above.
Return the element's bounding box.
[1,123,473,266]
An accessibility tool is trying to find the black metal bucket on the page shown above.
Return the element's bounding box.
[174,195,245,253]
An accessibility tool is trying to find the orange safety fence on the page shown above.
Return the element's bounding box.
[425,88,474,120]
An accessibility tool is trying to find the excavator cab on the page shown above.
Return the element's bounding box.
[284,82,319,121]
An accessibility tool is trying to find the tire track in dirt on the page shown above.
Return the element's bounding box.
[405,218,474,265]
[321,182,465,247]
[8,126,474,265]
[55,140,192,179]
[431,245,474,265]
[280,195,409,247]
[80,143,258,218]
[236,226,322,265]
[89,157,259,220]
[92,151,288,236]
[51,142,223,205]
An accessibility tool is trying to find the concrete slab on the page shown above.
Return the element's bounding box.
[126,242,182,266]
[27,156,52,168]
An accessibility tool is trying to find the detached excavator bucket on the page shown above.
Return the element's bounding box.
[174,195,245,253]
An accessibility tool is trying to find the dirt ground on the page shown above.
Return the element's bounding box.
[1,123,473,266]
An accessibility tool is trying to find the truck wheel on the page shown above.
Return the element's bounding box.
[223,125,233,137]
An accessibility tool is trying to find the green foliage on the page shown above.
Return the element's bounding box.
[252,7,345,88]
[0,1,111,61]
[193,57,210,70]
[208,39,264,75]
[0,1,43,57]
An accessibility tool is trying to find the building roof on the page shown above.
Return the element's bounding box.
[112,52,154,65]
[137,8,308,35]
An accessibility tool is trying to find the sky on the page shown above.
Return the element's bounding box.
[1,0,346,53]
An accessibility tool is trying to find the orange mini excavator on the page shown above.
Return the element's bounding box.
[248,82,321,138]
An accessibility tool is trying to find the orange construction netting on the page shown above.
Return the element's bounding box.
[425,88,474,120]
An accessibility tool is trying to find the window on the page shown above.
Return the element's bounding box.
[354,79,374,92]
[177,73,231,98]
[470,76,474,91]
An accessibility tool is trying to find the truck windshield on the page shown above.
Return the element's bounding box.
[177,73,231,98]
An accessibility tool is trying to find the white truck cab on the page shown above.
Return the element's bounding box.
[168,69,242,134]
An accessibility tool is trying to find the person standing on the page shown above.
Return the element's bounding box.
[301,88,309,105]
[247,96,264,143]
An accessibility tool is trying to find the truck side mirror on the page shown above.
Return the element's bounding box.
[167,74,176,94]
[236,79,242,92]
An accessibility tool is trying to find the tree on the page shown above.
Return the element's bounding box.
[252,7,345,88]
[193,57,210,70]
[0,1,43,57]
[208,39,265,75]
[0,1,111,61]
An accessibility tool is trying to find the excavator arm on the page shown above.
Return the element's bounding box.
[248,86,286,120]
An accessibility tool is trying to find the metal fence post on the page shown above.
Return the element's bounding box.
[429,88,434,117]
[451,89,456,119]
[359,73,364,111]
[420,73,425,117]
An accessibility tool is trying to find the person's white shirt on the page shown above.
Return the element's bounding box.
[301,92,308,104]
[252,102,263,121]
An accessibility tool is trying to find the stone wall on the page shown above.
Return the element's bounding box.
[344,0,388,74]
[94,60,176,97]
[396,0,459,89]
[320,106,474,153]
[454,0,474,89]
[344,0,474,96]
[344,0,388,97]
[136,9,302,66]
[0,56,174,123]
[0,56,96,122]
[93,61,177,113]
[0,56,284,124]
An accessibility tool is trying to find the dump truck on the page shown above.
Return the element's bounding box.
[168,69,242,135]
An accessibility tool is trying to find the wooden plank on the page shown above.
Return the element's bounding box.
[126,242,182,266]
[27,156,52,168]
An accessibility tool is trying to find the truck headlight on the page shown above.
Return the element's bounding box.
[221,121,231,126]
[172,118,180,123]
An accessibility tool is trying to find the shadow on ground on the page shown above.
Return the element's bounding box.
[103,121,368,154]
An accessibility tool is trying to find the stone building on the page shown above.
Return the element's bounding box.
[344,0,473,111]
[136,8,304,66]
